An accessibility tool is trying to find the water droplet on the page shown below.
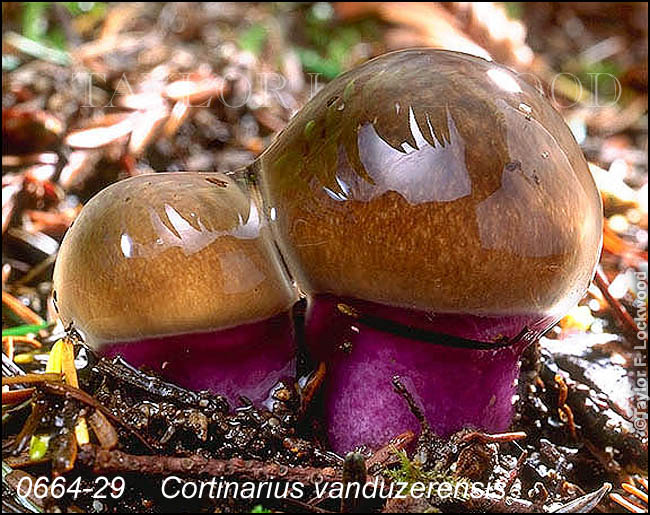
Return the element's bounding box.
[518,102,532,121]
[541,151,550,159]
[339,340,353,354]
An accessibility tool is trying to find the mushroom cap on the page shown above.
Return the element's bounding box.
[53,172,297,344]
[258,49,602,325]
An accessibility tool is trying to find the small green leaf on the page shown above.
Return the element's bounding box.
[296,47,341,79]
[4,32,71,66]
[504,3,524,19]
[22,2,51,42]
[29,434,50,461]
[239,24,268,55]
[2,323,51,337]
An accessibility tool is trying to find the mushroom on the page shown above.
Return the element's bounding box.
[53,172,298,406]
[255,49,603,452]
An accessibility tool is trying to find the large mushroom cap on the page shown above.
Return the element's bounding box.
[258,49,602,327]
[53,172,297,345]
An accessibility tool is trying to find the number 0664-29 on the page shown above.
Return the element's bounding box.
[17,475,126,500]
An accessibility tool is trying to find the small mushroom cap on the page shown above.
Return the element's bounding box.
[259,49,603,322]
[53,173,297,344]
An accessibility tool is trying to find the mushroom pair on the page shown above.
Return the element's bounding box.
[54,49,603,453]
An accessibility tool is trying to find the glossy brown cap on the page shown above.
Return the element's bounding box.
[258,49,603,321]
[53,173,297,344]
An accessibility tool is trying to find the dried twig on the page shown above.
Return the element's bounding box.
[458,431,527,445]
[2,388,35,405]
[594,267,642,344]
[2,291,45,325]
[503,449,528,495]
[78,445,341,483]
[2,373,61,386]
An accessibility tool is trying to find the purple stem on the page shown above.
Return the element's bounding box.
[306,295,539,453]
[100,311,296,407]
